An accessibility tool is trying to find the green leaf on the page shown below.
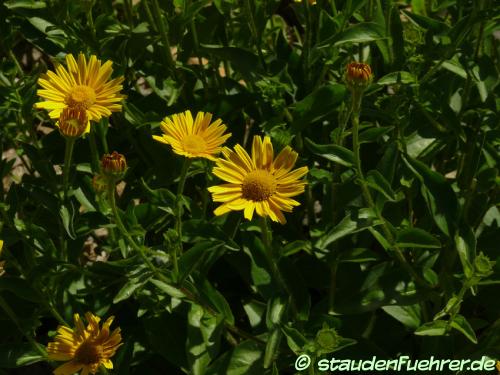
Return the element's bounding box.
[291,85,346,133]
[281,325,309,355]
[149,279,186,299]
[305,137,354,167]
[378,71,416,85]
[264,328,281,369]
[450,314,478,344]
[316,208,380,249]
[382,305,422,329]
[59,204,76,240]
[4,0,46,9]
[113,278,147,303]
[402,10,450,32]
[0,344,45,368]
[206,340,263,375]
[366,170,397,201]
[359,126,393,143]
[200,45,260,77]
[318,22,386,48]
[454,226,476,279]
[0,278,42,303]
[414,320,448,336]
[395,228,441,249]
[266,296,287,329]
[282,240,312,256]
[178,240,224,282]
[187,304,223,375]
[403,155,458,236]
[199,279,235,325]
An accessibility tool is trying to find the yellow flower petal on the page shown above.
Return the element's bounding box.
[209,135,308,224]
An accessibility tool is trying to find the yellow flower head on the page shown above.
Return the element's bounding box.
[47,312,122,375]
[153,110,231,161]
[35,53,125,133]
[208,135,308,224]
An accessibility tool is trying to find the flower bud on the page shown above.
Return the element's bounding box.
[92,174,109,194]
[314,324,339,354]
[0,241,5,277]
[101,152,127,179]
[58,106,88,139]
[473,252,494,278]
[345,62,373,91]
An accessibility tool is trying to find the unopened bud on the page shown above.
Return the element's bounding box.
[345,62,373,91]
[101,151,127,178]
[474,252,494,278]
[58,106,88,138]
[92,174,109,194]
[314,324,339,354]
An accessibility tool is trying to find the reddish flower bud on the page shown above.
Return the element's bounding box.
[58,106,88,138]
[101,152,127,178]
[345,62,373,90]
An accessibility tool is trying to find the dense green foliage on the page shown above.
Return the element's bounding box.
[0,0,499,374]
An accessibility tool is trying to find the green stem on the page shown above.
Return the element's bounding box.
[151,0,177,75]
[328,105,351,314]
[244,0,266,70]
[62,138,75,200]
[350,90,430,289]
[174,158,191,275]
[8,50,24,77]
[88,128,100,172]
[0,296,47,357]
[188,0,209,96]
[302,0,313,89]
[259,217,298,315]
[106,182,265,346]
[107,182,156,273]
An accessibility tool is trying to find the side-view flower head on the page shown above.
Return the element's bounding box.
[101,151,127,179]
[208,135,308,224]
[58,106,88,139]
[35,53,125,133]
[153,110,231,160]
[47,312,122,375]
[345,62,373,90]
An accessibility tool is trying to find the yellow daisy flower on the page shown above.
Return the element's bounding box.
[153,110,231,160]
[47,312,122,375]
[208,135,308,224]
[35,53,125,133]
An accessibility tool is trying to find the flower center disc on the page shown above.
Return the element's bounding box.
[242,170,277,201]
[67,85,96,108]
[75,341,102,365]
[182,134,206,154]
